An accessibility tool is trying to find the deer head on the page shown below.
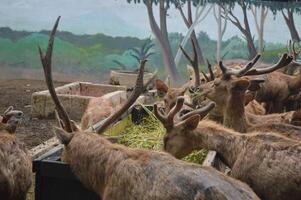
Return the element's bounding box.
[154,97,215,158]
[0,106,23,134]
[155,79,189,112]
[200,54,293,109]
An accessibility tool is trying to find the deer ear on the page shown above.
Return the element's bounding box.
[245,92,255,105]
[156,79,169,94]
[54,127,74,145]
[187,65,195,76]
[231,79,250,92]
[182,115,200,131]
[248,79,265,91]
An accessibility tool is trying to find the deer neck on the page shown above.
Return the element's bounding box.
[288,73,301,93]
[223,91,249,133]
[192,120,242,167]
[64,133,126,195]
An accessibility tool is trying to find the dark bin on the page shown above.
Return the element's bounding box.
[32,145,100,200]
[32,105,152,200]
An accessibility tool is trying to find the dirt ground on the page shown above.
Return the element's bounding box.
[0,79,69,200]
[0,79,66,148]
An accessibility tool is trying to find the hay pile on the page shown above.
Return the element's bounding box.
[105,107,207,165]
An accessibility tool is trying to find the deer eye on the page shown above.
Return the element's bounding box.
[163,135,170,149]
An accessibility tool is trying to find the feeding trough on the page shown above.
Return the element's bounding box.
[110,70,156,88]
[31,82,127,121]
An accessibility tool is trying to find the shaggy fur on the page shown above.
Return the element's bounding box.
[201,76,301,138]
[163,119,301,200]
[81,97,123,130]
[255,71,301,113]
[0,122,32,200]
[56,129,259,200]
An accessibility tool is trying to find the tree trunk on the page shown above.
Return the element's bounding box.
[241,3,257,59]
[145,1,181,83]
[283,9,300,42]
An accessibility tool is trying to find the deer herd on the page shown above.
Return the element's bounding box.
[1,17,301,200]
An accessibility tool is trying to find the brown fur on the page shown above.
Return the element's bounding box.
[155,79,189,112]
[255,71,301,113]
[0,121,32,200]
[55,128,259,200]
[201,76,301,137]
[162,118,301,200]
[80,98,123,130]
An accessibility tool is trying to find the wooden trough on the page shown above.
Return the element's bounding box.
[31,82,127,121]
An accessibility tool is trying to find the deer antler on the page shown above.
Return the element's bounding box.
[206,59,215,81]
[39,16,73,133]
[1,106,23,123]
[154,97,185,131]
[92,61,158,134]
[180,38,200,87]
[288,40,301,60]
[244,53,293,76]
[219,54,261,78]
[179,101,215,121]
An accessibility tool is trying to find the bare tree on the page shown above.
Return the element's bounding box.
[174,1,213,67]
[251,5,268,54]
[222,2,257,59]
[282,8,300,43]
[213,4,227,61]
[144,0,181,82]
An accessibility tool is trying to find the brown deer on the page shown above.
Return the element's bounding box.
[0,107,32,200]
[155,97,301,200]
[40,17,260,200]
[199,54,301,139]
[39,17,156,134]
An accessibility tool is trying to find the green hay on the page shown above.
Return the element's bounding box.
[105,106,207,165]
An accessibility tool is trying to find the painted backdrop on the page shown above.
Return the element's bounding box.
[0,0,300,81]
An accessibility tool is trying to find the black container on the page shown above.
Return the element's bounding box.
[32,145,100,200]
[32,105,152,200]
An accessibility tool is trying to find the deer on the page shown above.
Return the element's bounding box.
[39,17,260,200]
[0,106,32,200]
[248,41,301,113]
[155,97,301,200]
[182,39,266,116]
[199,55,301,139]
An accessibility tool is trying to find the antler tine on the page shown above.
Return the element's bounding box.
[218,60,228,75]
[179,101,215,121]
[180,39,200,87]
[167,97,185,121]
[244,53,293,76]
[201,71,210,82]
[292,41,301,60]
[180,45,193,64]
[287,40,293,56]
[93,59,149,134]
[206,59,215,81]
[39,16,73,133]
[237,54,261,77]
[3,106,13,115]
[153,104,169,125]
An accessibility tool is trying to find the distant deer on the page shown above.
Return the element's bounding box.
[247,42,301,113]
[40,17,260,200]
[199,54,301,138]
[155,97,301,200]
[39,17,156,134]
[0,107,32,200]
